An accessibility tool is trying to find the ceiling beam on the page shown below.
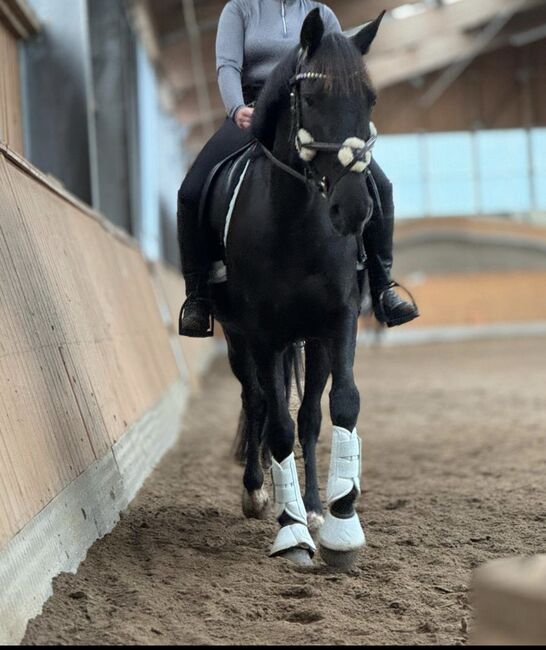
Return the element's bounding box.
[370,0,545,55]
[0,0,40,39]
[331,0,421,30]
[127,0,162,64]
[368,4,546,91]
[418,2,521,108]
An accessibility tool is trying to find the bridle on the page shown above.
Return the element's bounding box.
[259,52,378,202]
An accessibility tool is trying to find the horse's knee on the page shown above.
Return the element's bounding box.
[329,383,360,431]
[265,417,295,463]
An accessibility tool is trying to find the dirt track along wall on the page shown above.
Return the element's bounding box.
[0,143,217,644]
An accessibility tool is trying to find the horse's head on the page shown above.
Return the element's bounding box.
[254,9,385,237]
[295,9,385,235]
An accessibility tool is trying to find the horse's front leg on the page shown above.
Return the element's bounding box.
[297,339,330,531]
[319,311,365,569]
[255,348,316,566]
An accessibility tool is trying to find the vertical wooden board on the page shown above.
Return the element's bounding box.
[2,162,110,459]
[530,40,546,124]
[0,21,23,152]
[0,346,99,550]
[5,157,178,442]
[0,152,182,548]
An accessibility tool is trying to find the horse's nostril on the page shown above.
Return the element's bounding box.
[330,204,340,217]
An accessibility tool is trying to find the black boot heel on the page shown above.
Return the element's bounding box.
[376,281,420,328]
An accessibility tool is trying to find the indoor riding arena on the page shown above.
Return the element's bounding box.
[2,0,546,646]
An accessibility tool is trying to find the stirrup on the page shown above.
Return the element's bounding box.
[178,295,215,338]
[376,280,419,328]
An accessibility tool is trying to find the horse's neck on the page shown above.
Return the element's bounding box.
[269,127,314,216]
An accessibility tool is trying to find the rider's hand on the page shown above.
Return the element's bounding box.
[234,106,254,130]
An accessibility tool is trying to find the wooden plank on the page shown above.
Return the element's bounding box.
[0,0,40,40]
[398,269,546,329]
[0,150,180,549]
[0,20,24,153]
[472,555,546,645]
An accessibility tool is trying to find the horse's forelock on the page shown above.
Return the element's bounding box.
[307,33,375,99]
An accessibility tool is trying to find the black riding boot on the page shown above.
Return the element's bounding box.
[177,196,214,338]
[365,173,419,328]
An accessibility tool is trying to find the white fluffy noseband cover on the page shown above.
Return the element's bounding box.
[296,122,376,171]
[338,137,371,173]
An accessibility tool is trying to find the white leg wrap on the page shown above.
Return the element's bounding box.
[318,511,366,552]
[271,452,307,525]
[270,523,316,557]
[326,426,361,505]
[270,453,315,557]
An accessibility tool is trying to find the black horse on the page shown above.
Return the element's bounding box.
[206,9,385,568]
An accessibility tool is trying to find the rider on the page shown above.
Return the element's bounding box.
[177,0,419,337]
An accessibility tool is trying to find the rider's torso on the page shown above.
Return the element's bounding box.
[219,0,340,90]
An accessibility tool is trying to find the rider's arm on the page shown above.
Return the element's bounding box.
[216,1,246,120]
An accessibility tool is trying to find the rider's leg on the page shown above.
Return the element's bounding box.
[365,159,419,328]
[177,118,252,337]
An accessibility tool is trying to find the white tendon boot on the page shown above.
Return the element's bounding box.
[319,426,366,553]
[269,453,316,557]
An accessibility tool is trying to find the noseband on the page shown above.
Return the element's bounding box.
[259,55,378,200]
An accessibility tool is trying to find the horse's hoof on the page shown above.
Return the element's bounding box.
[279,548,314,567]
[319,545,360,571]
[306,511,324,532]
[318,510,365,570]
[242,487,269,519]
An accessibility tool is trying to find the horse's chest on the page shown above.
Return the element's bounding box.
[249,267,351,334]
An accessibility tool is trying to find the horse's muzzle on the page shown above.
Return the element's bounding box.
[329,180,374,236]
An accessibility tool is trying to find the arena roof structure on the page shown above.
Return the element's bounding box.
[128,0,546,153]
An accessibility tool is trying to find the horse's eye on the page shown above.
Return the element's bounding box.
[303,96,315,108]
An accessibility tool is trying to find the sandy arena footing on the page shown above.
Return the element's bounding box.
[24,338,546,645]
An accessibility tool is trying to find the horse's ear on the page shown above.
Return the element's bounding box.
[300,8,324,58]
[351,11,386,55]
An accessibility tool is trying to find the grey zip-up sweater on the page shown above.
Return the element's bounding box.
[216,0,341,119]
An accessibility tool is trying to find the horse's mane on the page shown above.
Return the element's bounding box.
[252,33,375,148]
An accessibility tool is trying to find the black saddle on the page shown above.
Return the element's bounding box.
[199,140,258,258]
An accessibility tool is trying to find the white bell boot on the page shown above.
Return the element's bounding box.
[269,452,316,557]
[319,426,366,552]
